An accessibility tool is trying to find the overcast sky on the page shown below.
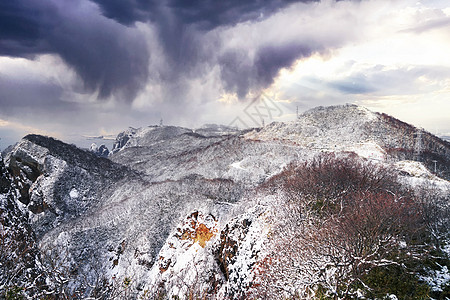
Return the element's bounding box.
[1,0,449,149]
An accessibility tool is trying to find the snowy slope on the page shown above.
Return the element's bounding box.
[245,104,378,148]
[246,104,450,178]
[1,105,449,299]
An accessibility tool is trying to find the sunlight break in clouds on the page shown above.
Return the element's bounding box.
[266,0,450,135]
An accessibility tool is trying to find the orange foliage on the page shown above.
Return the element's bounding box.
[194,223,215,248]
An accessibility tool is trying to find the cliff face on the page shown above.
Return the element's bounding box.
[0,154,45,297]
[1,105,449,298]
[4,135,133,238]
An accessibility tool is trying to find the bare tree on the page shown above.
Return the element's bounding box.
[253,154,428,299]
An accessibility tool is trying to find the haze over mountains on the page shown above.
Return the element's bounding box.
[1,104,449,299]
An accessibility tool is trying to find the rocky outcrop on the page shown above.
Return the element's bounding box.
[215,220,251,281]
[4,134,133,238]
[0,154,46,298]
[213,210,269,298]
[111,127,137,154]
[90,143,110,157]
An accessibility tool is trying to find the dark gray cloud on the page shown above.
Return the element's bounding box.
[0,0,149,100]
[255,44,315,89]
[219,44,316,97]
[219,50,253,98]
[91,0,310,29]
[92,0,320,98]
[0,2,53,56]
[86,0,156,25]
[1,0,322,104]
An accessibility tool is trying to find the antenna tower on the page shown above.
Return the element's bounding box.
[414,128,423,161]
[431,160,437,173]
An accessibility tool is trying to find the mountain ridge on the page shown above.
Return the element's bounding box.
[1,104,449,299]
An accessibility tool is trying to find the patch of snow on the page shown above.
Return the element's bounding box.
[356,105,378,121]
[54,231,71,246]
[343,141,386,161]
[442,243,450,257]
[69,188,79,199]
[230,161,246,171]
[399,241,407,249]
[90,143,98,152]
[419,265,450,292]
[395,160,434,178]
[138,210,222,298]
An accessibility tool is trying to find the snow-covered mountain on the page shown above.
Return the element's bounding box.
[1,105,449,299]
[247,105,450,170]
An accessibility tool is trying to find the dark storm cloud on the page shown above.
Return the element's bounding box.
[254,44,315,89]
[1,0,326,103]
[47,9,149,99]
[0,0,149,100]
[90,0,320,98]
[220,44,317,97]
[219,50,253,98]
[86,0,156,25]
[91,0,311,29]
[0,2,53,56]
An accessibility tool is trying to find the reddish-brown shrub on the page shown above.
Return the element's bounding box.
[254,153,426,298]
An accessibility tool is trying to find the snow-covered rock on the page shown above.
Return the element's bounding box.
[0,152,46,297]
[90,143,110,157]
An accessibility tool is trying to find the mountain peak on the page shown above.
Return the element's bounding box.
[300,103,378,122]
